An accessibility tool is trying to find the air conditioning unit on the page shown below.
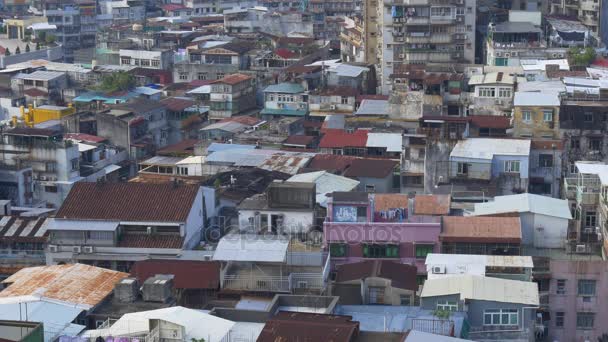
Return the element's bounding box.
[399,54,405,58]
[584,227,594,234]
[511,51,518,57]
[505,53,510,58]
[83,246,94,253]
[72,246,82,254]
[432,265,446,274]
[40,176,48,181]
[146,227,153,234]
[203,255,212,261]
[48,245,58,253]
[329,105,336,110]
[575,244,587,253]
[495,52,502,57]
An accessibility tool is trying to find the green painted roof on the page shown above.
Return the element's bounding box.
[260,108,307,116]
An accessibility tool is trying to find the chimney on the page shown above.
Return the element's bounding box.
[114,278,139,303]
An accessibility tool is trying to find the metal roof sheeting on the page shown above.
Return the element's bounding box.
[473,193,572,219]
[450,138,530,160]
[287,171,359,207]
[83,306,235,341]
[513,92,560,106]
[213,234,289,262]
[420,275,539,305]
[365,133,402,152]
[425,253,534,279]
[263,82,306,94]
[46,219,119,231]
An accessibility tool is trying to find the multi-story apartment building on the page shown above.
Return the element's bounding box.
[119,49,173,70]
[0,128,80,208]
[375,0,476,94]
[208,73,256,120]
[44,4,81,62]
[550,0,607,45]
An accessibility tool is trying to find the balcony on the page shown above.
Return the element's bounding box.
[576,185,599,206]
[563,177,578,199]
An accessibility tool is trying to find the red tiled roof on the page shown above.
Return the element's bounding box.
[189,79,214,87]
[274,48,297,59]
[56,182,200,222]
[131,260,220,289]
[307,154,357,174]
[414,195,451,215]
[274,36,315,45]
[160,97,195,111]
[285,65,322,74]
[156,139,200,156]
[258,312,359,342]
[23,88,48,97]
[283,135,315,146]
[161,4,187,11]
[117,234,184,249]
[469,115,511,129]
[441,216,522,243]
[212,73,252,85]
[335,260,417,291]
[319,129,367,148]
[314,86,358,97]
[343,158,398,178]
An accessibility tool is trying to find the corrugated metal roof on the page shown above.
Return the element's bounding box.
[513,91,560,106]
[131,260,220,289]
[473,193,572,219]
[450,138,530,160]
[520,59,569,71]
[46,219,118,231]
[200,121,247,132]
[0,299,85,342]
[207,142,255,153]
[83,307,235,341]
[140,155,184,166]
[355,99,390,116]
[13,70,65,81]
[213,234,289,262]
[264,82,305,94]
[330,63,368,77]
[365,133,401,152]
[0,264,128,308]
[287,171,359,207]
[425,253,534,279]
[420,275,539,305]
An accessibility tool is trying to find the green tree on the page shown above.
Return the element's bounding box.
[38,31,46,42]
[97,72,136,92]
[25,44,30,53]
[4,48,10,56]
[568,47,596,66]
[35,42,40,50]
[45,34,56,45]
[14,47,20,54]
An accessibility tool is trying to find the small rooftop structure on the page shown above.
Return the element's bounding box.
[441,216,522,244]
[355,99,390,116]
[414,195,451,216]
[82,307,235,341]
[335,260,417,291]
[468,72,515,86]
[0,264,128,309]
[365,133,401,152]
[424,253,534,279]
[420,275,539,305]
[287,171,359,207]
[131,260,220,289]
[472,193,572,219]
[213,234,290,263]
[13,70,65,81]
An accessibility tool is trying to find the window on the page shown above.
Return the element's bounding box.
[400,295,411,306]
[522,111,531,121]
[120,57,131,65]
[216,72,225,79]
[571,137,580,149]
[437,300,458,312]
[46,162,56,172]
[539,154,553,168]
[504,160,520,173]
[365,184,375,192]
[140,59,151,67]
[179,73,188,80]
[151,60,160,67]
[584,112,593,122]
[341,96,349,104]
[578,279,596,296]
[556,279,566,295]
[362,244,399,258]
[478,87,496,97]
[498,88,511,98]
[197,72,207,80]
[576,312,595,329]
[71,158,79,171]
[177,167,188,175]
[484,309,518,326]
[584,212,596,228]
[329,243,347,257]
[543,110,553,122]
[457,162,468,175]
[589,139,601,151]
[555,312,564,327]
[415,244,434,259]
[45,185,57,193]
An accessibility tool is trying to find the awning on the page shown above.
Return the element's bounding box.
[213,234,289,262]
[77,143,96,152]
[47,219,119,231]
[103,164,121,174]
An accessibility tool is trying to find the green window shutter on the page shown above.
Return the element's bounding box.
[363,245,369,257]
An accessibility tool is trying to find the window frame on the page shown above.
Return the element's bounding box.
[504,160,520,173]
[576,312,595,329]
[483,308,519,326]
[415,244,434,259]
[436,300,458,312]
[578,279,596,297]
[329,243,347,257]
[556,279,566,295]
[555,311,564,327]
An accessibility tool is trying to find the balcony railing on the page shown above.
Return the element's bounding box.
[223,274,291,292]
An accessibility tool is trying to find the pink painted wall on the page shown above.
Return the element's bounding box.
[548,259,608,342]
[324,221,441,273]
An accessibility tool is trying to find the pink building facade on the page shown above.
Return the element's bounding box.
[323,193,441,274]
[548,259,608,342]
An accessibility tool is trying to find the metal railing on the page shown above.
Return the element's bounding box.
[412,318,455,336]
[223,274,290,292]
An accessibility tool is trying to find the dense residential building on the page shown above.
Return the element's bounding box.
[208,73,256,120]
